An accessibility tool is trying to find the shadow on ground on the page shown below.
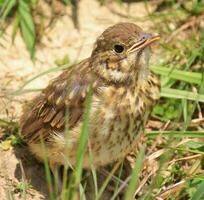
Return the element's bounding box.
[13,146,49,199]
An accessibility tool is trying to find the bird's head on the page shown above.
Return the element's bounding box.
[91,22,160,84]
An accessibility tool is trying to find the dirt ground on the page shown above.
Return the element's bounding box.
[0,0,157,199]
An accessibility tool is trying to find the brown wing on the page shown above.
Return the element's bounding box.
[20,58,96,143]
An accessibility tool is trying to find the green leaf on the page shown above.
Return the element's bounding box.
[187,141,204,149]
[191,2,204,15]
[0,0,16,19]
[191,181,204,200]
[18,0,35,59]
[153,104,164,116]
[0,0,4,6]
[185,141,204,154]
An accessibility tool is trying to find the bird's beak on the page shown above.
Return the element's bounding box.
[127,33,160,54]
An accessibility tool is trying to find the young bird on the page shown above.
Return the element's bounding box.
[20,22,160,174]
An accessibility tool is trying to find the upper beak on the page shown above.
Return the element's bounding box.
[127,33,160,54]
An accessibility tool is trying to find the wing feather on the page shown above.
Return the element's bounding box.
[20,58,97,143]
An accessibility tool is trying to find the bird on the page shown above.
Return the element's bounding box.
[20,22,160,176]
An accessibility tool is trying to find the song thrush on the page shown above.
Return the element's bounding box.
[20,22,160,173]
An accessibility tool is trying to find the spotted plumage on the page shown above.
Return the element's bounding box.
[20,22,160,172]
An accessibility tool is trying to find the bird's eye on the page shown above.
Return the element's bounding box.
[114,44,124,53]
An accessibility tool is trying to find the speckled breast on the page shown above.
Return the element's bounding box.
[86,74,160,167]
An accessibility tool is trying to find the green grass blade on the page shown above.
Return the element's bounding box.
[151,65,202,85]
[11,12,20,42]
[79,183,87,200]
[97,162,121,199]
[18,0,35,59]
[0,0,16,19]
[124,145,146,200]
[71,86,92,199]
[161,88,204,103]
[9,64,70,96]
[40,137,55,200]
[74,87,92,183]
[111,162,124,200]
[147,131,204,138]
[191,181,204,200]
[61,109,70,200]
[91,167,98,199]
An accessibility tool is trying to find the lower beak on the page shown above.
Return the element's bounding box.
[127,35,160,54]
